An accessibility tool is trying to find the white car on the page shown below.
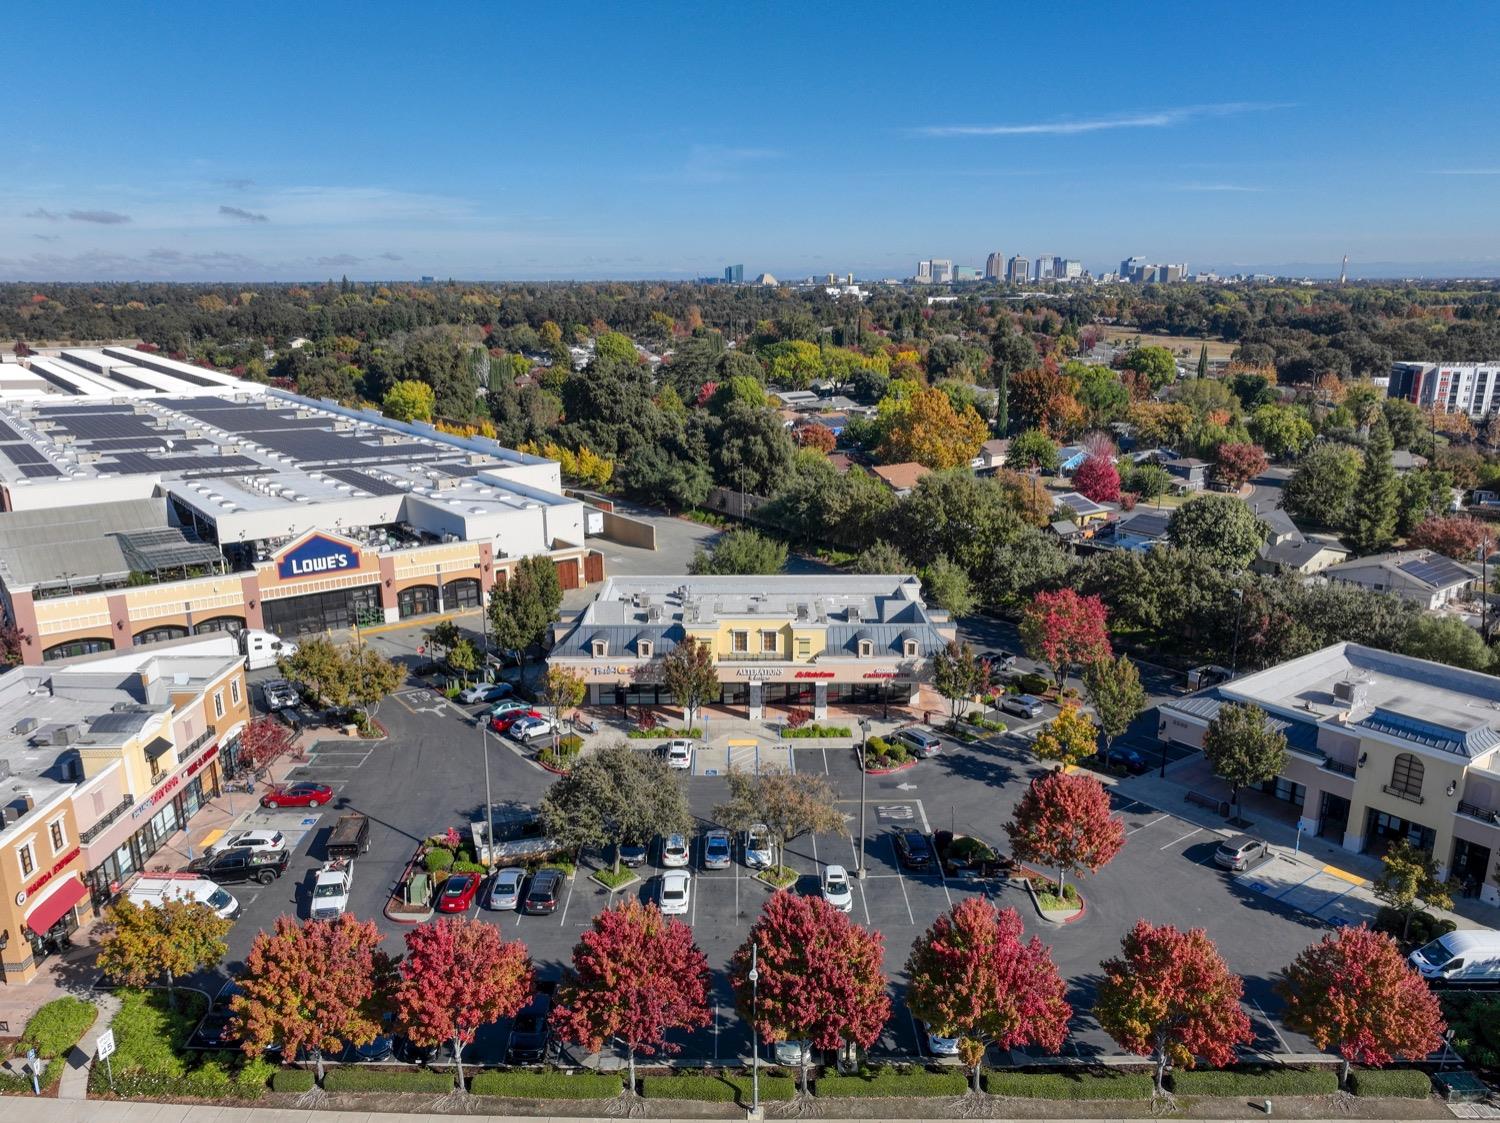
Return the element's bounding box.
[657,870,690,916]
[921,1021,961,1056]
[459,682,513,705]
[508,716,556,742]
[664,739,694,770]
[486,867,526,911]
[821,864,853,913]
[744,824,773,869]
[661,833,690,868]
[774,1039,812,1066]
[207,829,286,857]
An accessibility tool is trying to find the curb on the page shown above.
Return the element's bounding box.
[864,760,917,776]
[1024,875,1086,926]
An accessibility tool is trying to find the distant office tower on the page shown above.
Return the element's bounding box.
[984,251,1005,280]
[1006,256,1030,285]
[1059,259,1083,279]
[1162,264,1186,283]
[916,260,933,283]
[1034,256,1055,281]
[724,263,744,283]
[1121,256,1148,283]
[929,259,953,284]
[955,266,981,281]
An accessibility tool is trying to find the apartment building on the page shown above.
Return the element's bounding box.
[1389,361,1500,419]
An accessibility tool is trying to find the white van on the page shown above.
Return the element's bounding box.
[241,629,298,672]
[127,873,240,919]
[1409,930,1500,985]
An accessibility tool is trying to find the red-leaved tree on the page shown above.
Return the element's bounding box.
[238,715,298,778]
[552,899,711,1092]
[232,915,394,1081]
[1073,454,1121,503]
[792,422,837,453]
[905,898,1070,1092]
[1408,515,1493,561]
[394,917,535,1090]
[730,891,890,1092]
[0,618,31,667]
[1277,924,1445,1084]
[1019,589,1112,689]
[1214,442,1269,490]
[1094,920,1253,1091]
[1006,770,1125,893]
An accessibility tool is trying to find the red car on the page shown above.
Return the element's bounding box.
[259,782,334,809]
[489,709,542,734]
[436,872,481,913]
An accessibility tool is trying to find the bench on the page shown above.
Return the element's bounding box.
[1185,791,1229,816]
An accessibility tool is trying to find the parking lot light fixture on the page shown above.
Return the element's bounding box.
[480,720,494,872]
[748,943,760,1116]
[857,719,870,879]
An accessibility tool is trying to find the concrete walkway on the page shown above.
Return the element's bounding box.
[57,989,120,1099]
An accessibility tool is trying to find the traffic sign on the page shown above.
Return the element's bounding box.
[96,1028,115,1060]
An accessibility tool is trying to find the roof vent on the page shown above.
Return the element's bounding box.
[847,605,862,623]
[1333,678,1372,710]
[11,717,37,736]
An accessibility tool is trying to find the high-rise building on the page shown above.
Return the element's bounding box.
[1390,361,1500,418]
[984,251,1005,280]
[1006,256,1030,285]
[1058,259,1083,279]
[930,259,953,284]
[1034,256,1055,282]
[915,260,933,283]
[1121,256,1148,283]
[955,266,981,282]
[724,263,744,284]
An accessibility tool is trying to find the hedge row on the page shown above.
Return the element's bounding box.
[640,1073,797,1102]
[470,1070,623,1099]
[270,1068,317,1093]
[815,1068,969,1097]
[321,1068,456,1093]
[1170,1066,1338,1097]
[1349,1068,1432,1098]
[781,724,852,739]
[983,1072,1153,1100]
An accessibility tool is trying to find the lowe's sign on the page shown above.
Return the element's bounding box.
[277,534,361,580]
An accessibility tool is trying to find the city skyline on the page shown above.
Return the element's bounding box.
[3,2,1499,281]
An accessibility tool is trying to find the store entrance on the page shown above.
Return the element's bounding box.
[263,584,381,636]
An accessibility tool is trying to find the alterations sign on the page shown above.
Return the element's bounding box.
[276,533,362,580]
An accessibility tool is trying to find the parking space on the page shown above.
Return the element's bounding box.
[1236,855,1379,928]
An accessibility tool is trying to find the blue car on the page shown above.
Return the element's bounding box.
[1104,746,1148,775]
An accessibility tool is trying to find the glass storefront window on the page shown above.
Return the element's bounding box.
[398,585,439,618]
[263,585,380,636]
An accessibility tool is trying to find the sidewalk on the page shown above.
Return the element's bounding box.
[56,989,120,1099]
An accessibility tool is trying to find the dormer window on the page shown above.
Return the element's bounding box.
[857,640,873,658]
[591,638,609,658]
[637,640,653,658]
[903,639,919,658]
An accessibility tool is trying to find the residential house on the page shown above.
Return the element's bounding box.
[872,462,930,496]
[1321,550,1478,610]
[971,439,1010,474]
[1057,445,1089,475]
[1162,457,1209,491]
[1102,507,1172,551]
[1254,537,1351,575]
[1390,450,1429,473]
[1052,491,1114,527]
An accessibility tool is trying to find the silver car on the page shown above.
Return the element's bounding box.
[661,833,690,868]
[485,867,526,911]
[703,829,732,870]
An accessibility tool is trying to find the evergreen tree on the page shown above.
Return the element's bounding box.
[1349,417,1399,554]
[1196,343,1208,380]
[994,366,1009,434]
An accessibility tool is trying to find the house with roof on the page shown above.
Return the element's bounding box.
[1321,550,1478,610]
[1390,449,1429,473]
[1254,536,1351,575]
[872,462,930,496]
[1162,457,1209,491]
[1052,491,1114,527]
[1056,445,1089,475]
[1101,507,1172,551]
[971,438,1010,475]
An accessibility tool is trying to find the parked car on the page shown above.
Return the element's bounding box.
[743,824,773,869]
[259,782,334,809]
[486,699,530,722]
[459,681,513,705]
[485,867,527,911]
[821,864,853,913]
[658,870,691,916]
[342,1035,395,1063]
[261,679,301,711]
[661,833,690,868]
[999,695,1045,719]
[618,839,649,867]
[207,829,285,856]
[524,868,565,915]
[490,708,542,733]
[192,982,244,1050]
[664,739,694,770]
[892,726,942,758]
[507,715,556,742]
[702,829,732,870]
[506,988,554,1064]
[921,1021,960,1056]
[1214,835,1269,872]
[893,829,933,870]
[774,1039,812,1066]
[188,847,290,886]
[1101,746,1148,775]
[986,655,1019,683]
[436,872,482,913]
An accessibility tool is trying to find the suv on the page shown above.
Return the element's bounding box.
[999,694,1045,719]
[506,983,557,1064]
[188,846,290,886]
[892,727,942,758]
[1214,835,1269,871]
[523,868,565,914]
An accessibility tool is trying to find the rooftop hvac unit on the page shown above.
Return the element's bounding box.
[0,760,11,783]
[50,724,79,746]
[847,605,862,623]
[11,717,37,736]
[380,435,405,446]
[1333,678,1371,708]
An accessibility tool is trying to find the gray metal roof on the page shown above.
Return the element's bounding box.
[1353,707,1500,759]
[0,497,175,587]
[825,623,945,656]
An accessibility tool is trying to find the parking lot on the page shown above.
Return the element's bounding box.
[177,653,1344,1070]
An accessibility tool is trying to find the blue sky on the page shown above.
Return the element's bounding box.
[5,2,1499,281]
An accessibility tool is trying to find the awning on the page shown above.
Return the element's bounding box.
[145,737,174,761]
[25,875,88,937]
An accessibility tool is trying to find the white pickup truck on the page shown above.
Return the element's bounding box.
[310,858,353,920]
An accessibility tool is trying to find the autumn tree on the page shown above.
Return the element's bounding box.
[731,892,890,1092]
[1277,924,1445,1084]
[1202,701,1287,823]
[1019,588,1112,688]
[1372,839,1454,940]
[542,665,587,744]
[381,378,435,422]
[542,743,690,872]
[97,899,230,1012]
[1072,454,1121,503]
[931,639,990,721]
[1029,703,1099,768]
[233,915,394,1080]
[553,900,711,1091]
[237,715,298,778]
[0,617,31,667]
[792,421,837,453]
[658,638,718,730]
[394,917,534,1090]
[1408,515,1492,560]
[1213,442,1269,491]
[1094,920,1253,1091]
[713,768,844,882]
[1006,769,1124,892]
[488,554,563,673]
[905,898,1070,1092]
[1083,654,1147,753]
[877,385,990,470]
[1010,364,1084,437]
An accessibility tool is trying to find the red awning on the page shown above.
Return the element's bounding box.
[25,876,87,937]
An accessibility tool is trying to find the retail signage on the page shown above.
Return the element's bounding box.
[733,667,781,679]
[134,743,218,818]
[16,847,81,904]
[277,534,360,580]
[794,671,835,679]
[186,744,219,778]
[863,671,899,679]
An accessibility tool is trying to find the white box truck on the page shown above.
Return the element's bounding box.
[1409,930,1500,985]
[127,872,240,919]
[241,629,298,671]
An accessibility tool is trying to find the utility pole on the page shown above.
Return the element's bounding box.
[480,719,494,871]
[856,719,869,879]
[748,944,762,1120]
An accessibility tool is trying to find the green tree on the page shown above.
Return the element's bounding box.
[1349,417,1399,554]
[488,555,563,674]
[280,635,351,707]
[347,642,403,717]
[1007,429,1060,474]
[541,744,691,872]
[97,899,230,1011]
[980,530,1076,608]
[1202,702,1287,822]
[1373,839,1454,940]
[920,554,975,617]
[446,638,479,683]
[542,666,588,745]
[1400,614,1495,671]
[381,379,435,422]
[1121,461,1173,500]
[713,401,795,496]
[429,619,462,660]
[932,639,988,721]
[1083,654,1146,753]
[688,528,788,575]
[1196,343,1209,381]
[713,768,844,883]
[1166,494,1267,570]
[1249,404,1315,460]
[853,539,912,574]
[1122,345,1177,389]
[1282,443,1361,529]
[658,639,718,731]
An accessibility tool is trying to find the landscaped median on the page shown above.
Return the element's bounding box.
[814,1066,969,1097]
[982,1071,1154,1099]
[1168,1065,1340,1097]
[641,1071,797,1102]
[470,1070,625,1098]
[0,995,97,1095]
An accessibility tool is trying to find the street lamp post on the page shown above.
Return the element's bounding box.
[748,944,761,1118]
[480,719,494,872]
[856,719,869,879]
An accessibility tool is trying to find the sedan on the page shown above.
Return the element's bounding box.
[821,864,853,913]
[436,872,482,913]
[459,681,513,705]
[260,782,333,809]
[508,716,556,742]
[702,830,731,870]
[664,739,694,770]
[486,699,530,722]
[893,830,933,870]
[743,824,773,869]
[619,840,649,867]
[774,1039,812,1066]
[207,829,285,856]
[657,870,691,916]
[999,694,1045,719]
[490,708,542,734]
[1102,745,1148,775]
[485,867,526,911]
[921,1021,960,1057]
[661,833,690,868]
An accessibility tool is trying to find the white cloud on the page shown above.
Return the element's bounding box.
[914,102,1289,137]
[673,145,784,185]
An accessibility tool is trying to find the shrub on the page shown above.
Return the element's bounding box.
[271,1067,317,1093]
[641,1072,797,1102]
[1349,1068,1431,1098]
[1374,906,1456,950]
[592,866,637,889]
[470,1070,624,1099]
[863,737,912,768]
[784,707,812,729]
[450,861,487,874]
[83,988,265,1100]
[20,995,97,1057]
[1017,672,1051,695]
[781,723,853,739]
[815,1066,968,1097]
[557,734,583,754]
[626,726,702,739]
[424,847,454,873]
[1035,880,1081,911]
[983,1071,1153,1099]
[1442,993,1500,1068]
[0,1057,65,1093]
[1169,1066,1338,1097]
[321,1067,456,1093]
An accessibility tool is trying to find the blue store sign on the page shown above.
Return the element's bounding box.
[277,534,361,580]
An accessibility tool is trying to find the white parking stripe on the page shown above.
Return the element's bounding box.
[1161,828,1201,850]
[1128,814,1170,835]
[1252,999,1291,1053]
[558,875,576,926]
[855,877,871,927]
[890,839,916,925]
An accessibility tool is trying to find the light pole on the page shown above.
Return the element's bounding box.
[480,718,494,871]
[748,944,761,1118]
[1229,587,1245,676]
[856,719,869,879]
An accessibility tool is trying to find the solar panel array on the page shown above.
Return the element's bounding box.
[322,468,406,497]
[106,452,261,474]
[18,464,61,478]
[1398,555,1472,588]
[0,443,49,466]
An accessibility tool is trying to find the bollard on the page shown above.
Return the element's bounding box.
[1262,1098,1272,1115]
